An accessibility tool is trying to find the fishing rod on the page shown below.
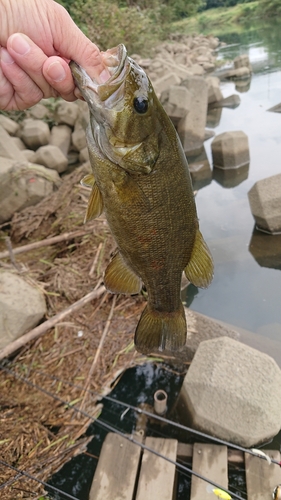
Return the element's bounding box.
[0,459,79,500]
[0,364,246,500]
[30,367,281,468]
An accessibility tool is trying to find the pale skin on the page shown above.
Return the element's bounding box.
[0,0,110,111]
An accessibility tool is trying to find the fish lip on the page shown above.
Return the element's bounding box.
[70,44,128,102]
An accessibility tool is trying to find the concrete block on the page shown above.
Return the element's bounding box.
[225,67,251,80]
[177,77,208,153]
[211,131,250,169]
[153,73,181,96]
[0,115,19,135]
[209,94,241,110]
[249,229,281,269]
[79,147,89,163]
[32,145,68,173]
[186,145,212,191]
[54,101,79,126]
[72,126,87,151]
[22,149,36,161]
[248,173,281,234]
[206,76,223,104]
[11,137,26,151]
[234,54,251,70]
[0,125,25,161]
[50,124,72,157]
[0,158,61,223]
[162,85,191,123]
[180,336,281,447]
[29,103,49,120]
[20,119,50,149]
[0,271,46,349]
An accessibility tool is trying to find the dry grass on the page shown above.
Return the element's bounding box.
[0,163,151,498]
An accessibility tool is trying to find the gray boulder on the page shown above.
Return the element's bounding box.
[0,158,61,223]
[0,125,25,161]
[180,336,281,447]
[31,144,68,173]
[50,124,72,158]
[54,101,79,126]
[177,76,208,153]
[20,119,50,150]
[0,271,46,350]
[248,173,281,234]
[211,131,250,169]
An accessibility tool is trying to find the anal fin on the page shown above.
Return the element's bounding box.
[104,251,142,295]
[184,229,214,288]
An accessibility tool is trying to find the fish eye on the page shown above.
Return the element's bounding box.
[133,96,148,114]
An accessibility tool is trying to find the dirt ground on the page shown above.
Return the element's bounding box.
[0,163,153,499]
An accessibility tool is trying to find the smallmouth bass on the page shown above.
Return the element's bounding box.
[70,44,213,355]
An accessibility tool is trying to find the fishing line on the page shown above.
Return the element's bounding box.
[28,367,281,467]
[0,459,79,500]
[0,364,246,500]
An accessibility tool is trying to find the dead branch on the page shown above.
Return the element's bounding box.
[0,286,106,361]
[0,229,93,260]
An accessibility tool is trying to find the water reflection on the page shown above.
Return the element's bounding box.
[188,22,281,335]
[249,228,281,270]
[186,146,212,190]
[213,163,250,188]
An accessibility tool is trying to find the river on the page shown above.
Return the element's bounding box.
[183,20,281,342]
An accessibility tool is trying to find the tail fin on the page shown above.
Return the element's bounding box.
[134,303,186,355]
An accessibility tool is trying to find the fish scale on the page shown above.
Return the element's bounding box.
[70,44,214,354]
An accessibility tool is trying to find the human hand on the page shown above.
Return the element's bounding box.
[0,0,110,111]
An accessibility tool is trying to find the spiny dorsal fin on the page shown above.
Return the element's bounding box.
[84,183,104,222]
[184,229,214,288]
[104,251,142,295]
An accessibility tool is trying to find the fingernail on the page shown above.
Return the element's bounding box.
[0,48,15,64]
[47,61,66,82]
[10,33,30,56]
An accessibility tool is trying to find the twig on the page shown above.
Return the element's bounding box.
[5,236,21,271]
[0,229,93,260]
[79,295,117,413]
[0,286,106,361]
[89,242,103,277]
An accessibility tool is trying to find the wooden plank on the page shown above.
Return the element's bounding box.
[135,437,178,500]
[245,450,281,500]
[177,442,244,464]
[89,432,142,500]
[190,443,228,500]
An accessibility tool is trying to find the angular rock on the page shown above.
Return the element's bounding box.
[162,85,191,123]
[50,124,72,157]
[177,77,208,153]
[268,102,281,113]
[0,158,61,223]
[29,103,50,120]
[22,149,36,161]
[209,94,241,110]
[248,173,281,234]
[180,336,281,447]
[249,229,281,270]
[54,101,79,126]
[72,125,87,151]
[0,114,20,135]
[225,67,251,80]
[11,137,26,151]
[31,145,68,173]
[153,73,181,96]
[234,54,252,70]
[206,107,222,128]
[186,145,212,190]
[20,119,50,149]
[79,147,89,163]
[213,163,249,188]
[0,271,46,350]
[206,76,223,104]
[211,131,250,169]
[0,125,25,161]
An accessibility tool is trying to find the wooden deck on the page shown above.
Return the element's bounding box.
[89,433,281,500]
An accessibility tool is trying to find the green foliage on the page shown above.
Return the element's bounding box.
[69,0,173,54]
[257,0,281,17]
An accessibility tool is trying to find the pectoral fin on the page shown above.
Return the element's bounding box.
[84,183,104,223]
[104,251,142,294]
[80,174,96,187]
[184,229,214,288]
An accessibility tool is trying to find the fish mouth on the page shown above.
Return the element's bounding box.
[70,44,128,103]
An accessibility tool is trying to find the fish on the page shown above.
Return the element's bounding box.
[70,44,213,355]
[206,484,232,499]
